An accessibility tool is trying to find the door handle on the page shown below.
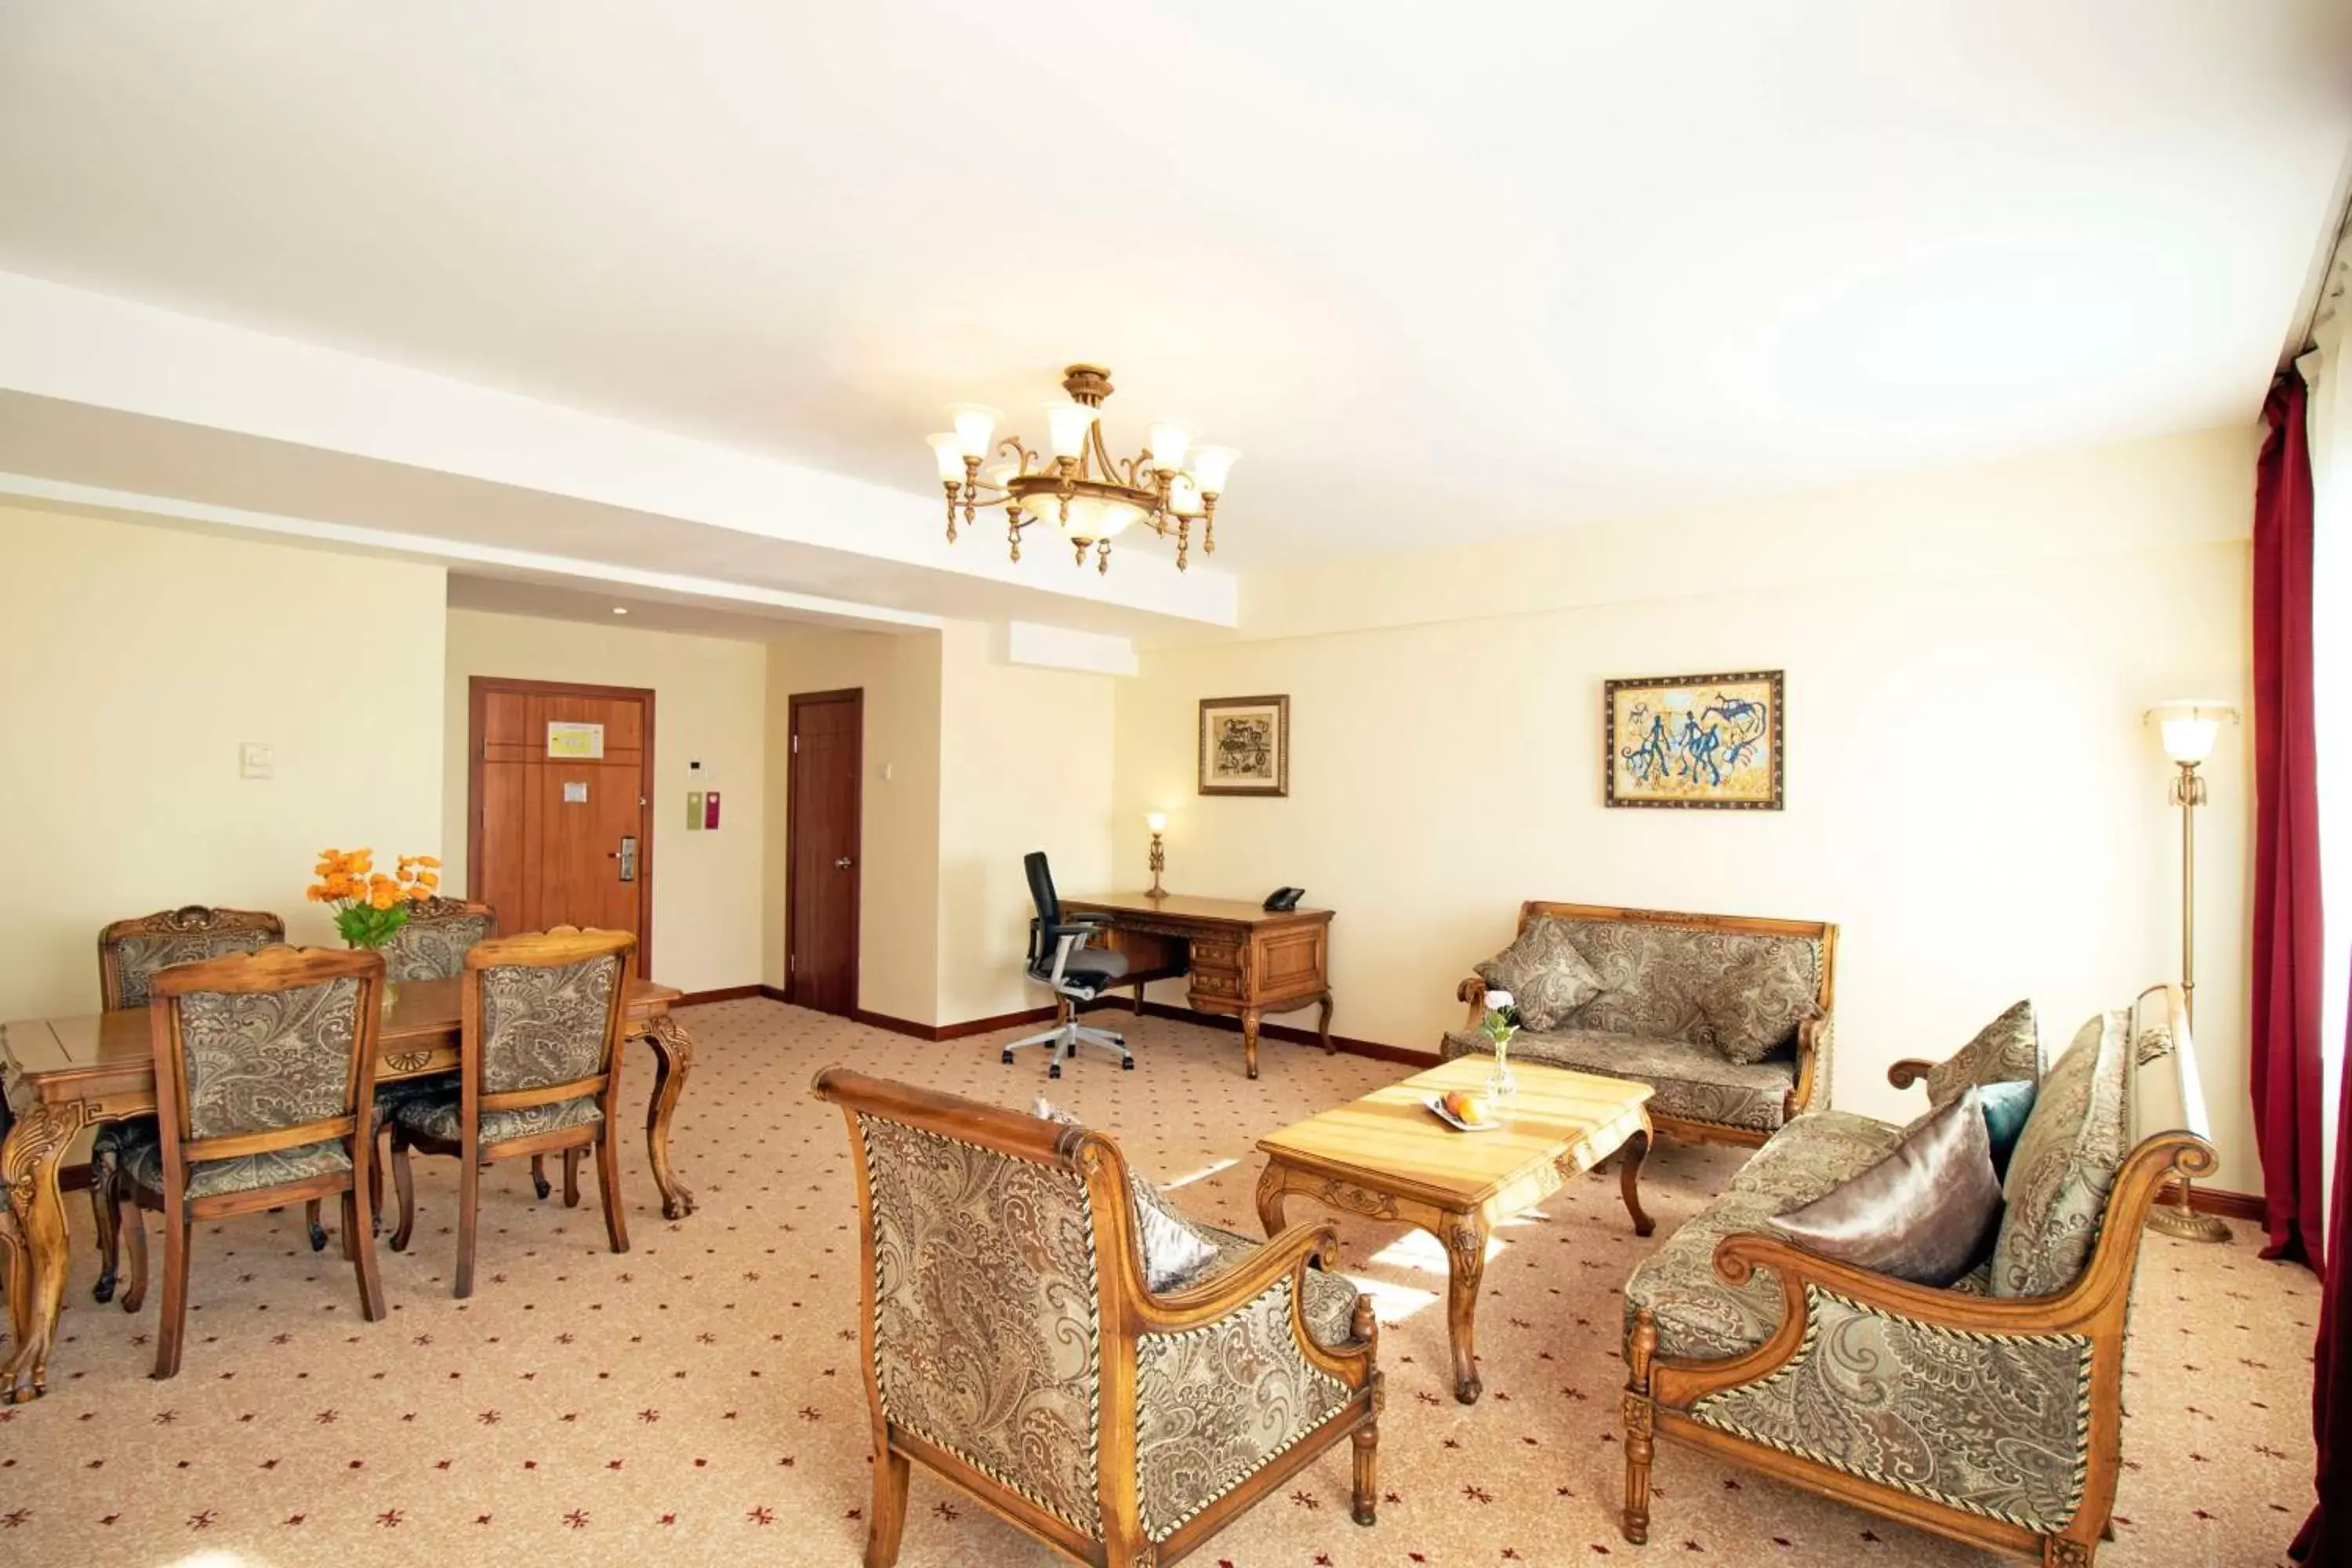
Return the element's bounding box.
[615,835,639,882]
[834,856,854,869]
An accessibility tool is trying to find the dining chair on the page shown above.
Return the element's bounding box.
[111,946,389,1379]
[379,897,498,982]
[89,906,287,1304]
[387,926,636,1298]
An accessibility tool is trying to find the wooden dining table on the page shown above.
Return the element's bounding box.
[0,975,699,1403]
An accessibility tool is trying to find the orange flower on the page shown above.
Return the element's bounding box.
[405,884,432,902]
[416,871,440,891]
[368,885,401,911]
[415,855,441,869]
[305,885,328,902]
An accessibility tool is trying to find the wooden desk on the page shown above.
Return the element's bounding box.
[1254,1056,1655,1404]
[0,976,699,1403]
[1062,891,1333,1080]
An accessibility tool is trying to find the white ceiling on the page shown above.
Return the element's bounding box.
[1,1,2347,576]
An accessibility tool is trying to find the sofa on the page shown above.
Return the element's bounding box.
[1619,986,2213,1568]
[811,1068,1382,1568]
[1446,902,1836,1149]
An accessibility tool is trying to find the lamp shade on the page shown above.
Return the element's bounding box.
[1146,812,1167,833]
[2146,699,2238,764]
[926,433,967,482]
[1189,445,1239,494]
[1146,419,1196,475]
[1044,401,1099,460]
[948,404,1001,459]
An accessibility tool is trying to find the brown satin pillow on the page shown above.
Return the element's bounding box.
[1767,1087,2004,1287]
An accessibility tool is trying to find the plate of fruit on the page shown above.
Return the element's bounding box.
[1424,1090,1501,1132]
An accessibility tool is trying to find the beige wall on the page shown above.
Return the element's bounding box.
[764,629,943,1022]
[1116,427,2265,1192]
[443,608,768,996]
[935,621,1116,1023]
[0,506,445,1020]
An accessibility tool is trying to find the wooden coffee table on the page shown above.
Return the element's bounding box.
[1254,1056,1656,1405]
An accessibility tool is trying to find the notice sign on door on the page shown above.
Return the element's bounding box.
[546,721,605,759]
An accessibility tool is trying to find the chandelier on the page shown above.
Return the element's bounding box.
[926,364,1237,574]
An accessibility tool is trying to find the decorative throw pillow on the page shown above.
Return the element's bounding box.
[1474,918,1604,1032]
[1977,1079,2037,1178]
[1033,1097,1218,1291]
[1768,1087,2005,1286]
[1923,998,2041,1109]
[1987,1011,2131,1298]
[1693,947,1820,1065]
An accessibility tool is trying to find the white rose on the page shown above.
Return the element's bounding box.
[1483,989,1512,1011]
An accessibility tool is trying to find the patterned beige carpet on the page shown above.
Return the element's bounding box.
[0,999,2318,1566]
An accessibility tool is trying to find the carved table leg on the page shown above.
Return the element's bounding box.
[1622,1312,1658,1544]
[1241,1008,1261,1080]
[1619,1117,1656,1237]
[1317,991,1335,1054]
[2,1100,86,1402]
[1439,1208,1490,1404]
[1254,1161,1290,1240]
[637,1013,699,1220]
[1131,978,1146,1016]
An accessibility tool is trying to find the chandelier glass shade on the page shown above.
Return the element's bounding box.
[925,364,1236,573]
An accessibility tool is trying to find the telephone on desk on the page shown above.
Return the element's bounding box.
[1261,887,1306,913]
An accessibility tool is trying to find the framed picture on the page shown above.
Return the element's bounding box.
[1604,670,1784,810]
[1198,694,1290,797]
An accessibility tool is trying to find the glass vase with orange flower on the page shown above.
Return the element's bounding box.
[307,849,441,1014]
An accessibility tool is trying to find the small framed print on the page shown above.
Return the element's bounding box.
[1198,695,1290,797]
[1604,670,1784,810]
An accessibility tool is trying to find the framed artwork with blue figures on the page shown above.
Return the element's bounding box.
[1603,670,1784,810]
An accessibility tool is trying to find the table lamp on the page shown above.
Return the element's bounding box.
[2143,699,2238,1242]
[1145,813,1167,898]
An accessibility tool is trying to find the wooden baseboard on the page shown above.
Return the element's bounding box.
[2157,1179,2266,1221]
[674,984,763,1007]
[850,1005,1062,1042]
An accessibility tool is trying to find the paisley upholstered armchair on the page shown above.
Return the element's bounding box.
[814,1069,1381,1568]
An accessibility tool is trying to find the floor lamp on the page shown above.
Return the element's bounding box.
[2145,699,2239,1243]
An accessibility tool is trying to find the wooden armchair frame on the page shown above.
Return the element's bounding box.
[1621,986,2213,1567]
[388,926,634,1298]
[117,946,389,1379]
[813,1069,1382,1568]
[1456,901,1837,1149]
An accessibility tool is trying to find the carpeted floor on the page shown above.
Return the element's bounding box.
[0,999,2317,1566]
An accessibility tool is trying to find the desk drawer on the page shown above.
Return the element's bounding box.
[1189,967,1245,1000]
[1189,938,1242,973]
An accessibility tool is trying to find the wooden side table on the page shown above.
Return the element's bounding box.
[1254,1056,1654,1404]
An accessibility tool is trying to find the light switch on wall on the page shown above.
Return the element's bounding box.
[239,742,274,779]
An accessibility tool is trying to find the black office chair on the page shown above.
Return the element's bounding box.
[1002,851,1132,1076]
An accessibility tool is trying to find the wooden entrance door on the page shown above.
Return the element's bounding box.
[786,688,862,1015]
[468,677,655,974]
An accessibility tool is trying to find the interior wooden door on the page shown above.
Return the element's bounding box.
[469,677,655,974]
[786,688,862,1016]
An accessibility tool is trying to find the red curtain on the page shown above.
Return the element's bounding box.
[2295,999,2350,1559]
[2251,367,2325,1266]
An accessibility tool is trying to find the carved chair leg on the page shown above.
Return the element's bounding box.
[152,1214,193,1381]
[388,1129,417,1253]
[596,1131,629,1255]
[1622,1310,1658,1546]
[1351,1421,1378,1526]
[87,1149,120,1304]
[2042,1534,2096,1566]
[530,1154,551,1201]
[562,1146,583,1209]
[344,1189,386,1323]
[368,1135,385,1235]
[865,1443,911,1568]
[455,1149,480,1299]
[116,1183,147,1313]
[304,1198,328,1252]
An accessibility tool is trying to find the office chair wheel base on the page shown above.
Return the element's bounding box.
[1000,1049,1014,1065]
[1121,1057,1134,1071]
[1048,1063,1062,1080]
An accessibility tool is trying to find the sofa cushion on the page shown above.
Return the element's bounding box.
[1625,1109,1907,1361]
[1445,1028,1797,1134]
[1559,919,1822,1044]
[1475,917,1604,1031]
[1924,998,2041,1109]
[1694,946,1822,1065]
[1987,1011,2130,1298]
[1768,1089,2005,1287]
[1183,1222,1366,1350]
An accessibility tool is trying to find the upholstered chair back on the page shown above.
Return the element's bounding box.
[381,898,498,982]
[101,906,286,1010]
[463,927,633,1100]
[1516,907,1824,1044]
[148,946,383,1190]
[828,1075,1112,1543]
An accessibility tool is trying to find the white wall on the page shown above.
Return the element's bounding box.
[442,608,768,996]
[1116,427,2265,1193]
[0,506,445,1020]
[935,621,1117,1023]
